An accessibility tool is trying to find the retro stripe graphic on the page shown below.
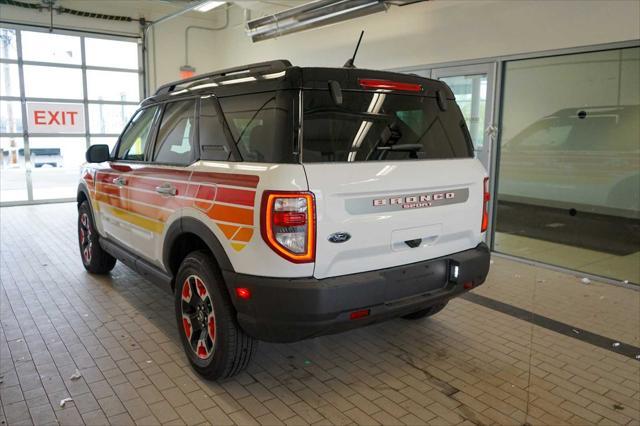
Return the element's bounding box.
[89,167,259,252]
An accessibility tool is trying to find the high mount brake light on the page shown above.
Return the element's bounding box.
[481,177,490,232]
[358,78,423,92]
[261,191,316,263]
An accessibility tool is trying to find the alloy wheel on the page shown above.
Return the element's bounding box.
[181,275,216,359]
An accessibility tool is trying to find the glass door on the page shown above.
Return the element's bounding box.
[431,64,496,173]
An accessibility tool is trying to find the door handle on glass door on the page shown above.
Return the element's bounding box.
[155,183,177,196]
[112,177,127,186]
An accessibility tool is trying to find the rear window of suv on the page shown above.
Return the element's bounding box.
[302,90,473,162]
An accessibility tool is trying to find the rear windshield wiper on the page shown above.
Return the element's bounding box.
[375,144,423,152]
[305,107,391,121]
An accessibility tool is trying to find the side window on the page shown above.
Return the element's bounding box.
[116,106,158,161]
[199,97,232,161]
[218,91,294,163]
[153,100,197,165]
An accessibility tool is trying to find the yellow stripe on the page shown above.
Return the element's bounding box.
[231,242,246,252]
[104,204,165,234]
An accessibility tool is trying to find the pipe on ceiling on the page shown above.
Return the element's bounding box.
[245,0,388,42]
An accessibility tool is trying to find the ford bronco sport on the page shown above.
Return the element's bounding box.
[78,60,491,380]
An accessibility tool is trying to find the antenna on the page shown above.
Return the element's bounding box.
[343,30,364,68]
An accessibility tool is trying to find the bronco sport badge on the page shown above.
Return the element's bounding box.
[345,188,469,214]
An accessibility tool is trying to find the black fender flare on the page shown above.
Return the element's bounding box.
[77,183,95,213]
[163,217,235,276]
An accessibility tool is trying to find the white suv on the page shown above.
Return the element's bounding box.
[77,60,491,380]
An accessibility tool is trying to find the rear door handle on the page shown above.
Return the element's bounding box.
[112,177,127,186]
[155,183,177,196]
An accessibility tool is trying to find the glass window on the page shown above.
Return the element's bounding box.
[0,101,23,133]
[116,107,158,161]
[439,74,487,149]
[496,47,640,284]
[0,63,20,97]
[0,137,28,202]
[23,65,83,99]
[302,90,472,162]
[153,100,196,165]
[0,28,18,60]
[219,91,295,163]
[88,103,137,134]
[199,97,231,161]
[21,31,81,65]
[85,38,138,69]
[87,70,139,102]
[29,137,87,200]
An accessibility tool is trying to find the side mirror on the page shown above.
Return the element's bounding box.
[86,144,110,163]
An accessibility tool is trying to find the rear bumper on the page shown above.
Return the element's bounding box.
[223,243,490,343]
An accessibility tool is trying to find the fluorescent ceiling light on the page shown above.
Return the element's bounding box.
[194,1,225,12]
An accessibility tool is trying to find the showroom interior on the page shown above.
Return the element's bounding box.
[0,0,639,425]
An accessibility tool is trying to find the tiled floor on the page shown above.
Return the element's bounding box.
[1,203,639,426]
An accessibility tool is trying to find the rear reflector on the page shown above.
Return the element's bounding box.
[358,78,423,92]
[235,287,251,300]
[463,282,474,290]
[273,211,307,227]
[350,309,370,320]
[481,177,490,232]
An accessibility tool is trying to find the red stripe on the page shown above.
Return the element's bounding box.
[215,187,255,207]
[191,172,259,188]
[136,168,190,180]
[195,186,217,201]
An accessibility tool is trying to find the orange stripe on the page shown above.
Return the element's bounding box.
[217,223,239,239]
[232,227,254,242]
[210,204,253,225]
[95,192,170,222]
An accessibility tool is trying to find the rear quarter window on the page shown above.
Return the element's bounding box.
[218,91,295,163]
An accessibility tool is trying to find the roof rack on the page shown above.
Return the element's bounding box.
[154,59,292,96]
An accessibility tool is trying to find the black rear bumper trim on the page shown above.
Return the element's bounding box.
[224,243,490,342]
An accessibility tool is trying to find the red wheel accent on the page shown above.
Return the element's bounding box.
[182,280,192,302]
[182,316,192,339]
[196,277,207,298]
[208,314,216,342]
[197,339,208,358]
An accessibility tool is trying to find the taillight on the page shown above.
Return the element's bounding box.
[358,78,423,92]
[481,177,490,232]
[261,191,316,263]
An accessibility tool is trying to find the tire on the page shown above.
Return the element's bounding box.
[401,302,448,320]
[175,250,257,380]
[78,201,116,274]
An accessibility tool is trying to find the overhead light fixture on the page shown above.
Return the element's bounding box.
[246,0,387,43]
[194,1,225,13]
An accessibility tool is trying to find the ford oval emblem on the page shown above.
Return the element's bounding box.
[328,232,351,243]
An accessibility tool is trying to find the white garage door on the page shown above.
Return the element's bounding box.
[0,26,142,204]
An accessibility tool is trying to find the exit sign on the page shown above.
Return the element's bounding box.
[27,102,85,134]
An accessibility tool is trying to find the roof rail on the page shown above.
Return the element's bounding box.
[154,59,292,96]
